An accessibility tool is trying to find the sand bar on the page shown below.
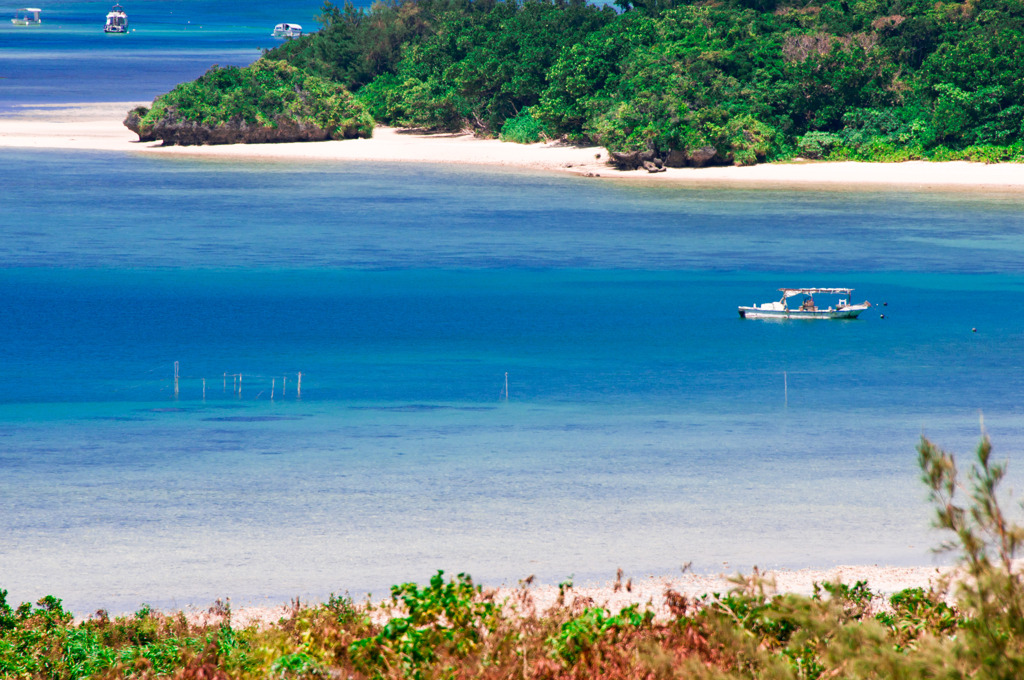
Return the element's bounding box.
[4,102,1024,190]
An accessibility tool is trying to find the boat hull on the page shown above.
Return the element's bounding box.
[738,305,869,319]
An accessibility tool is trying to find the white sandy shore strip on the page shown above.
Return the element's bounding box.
[197,564,955,629]
[4,102,1024,190]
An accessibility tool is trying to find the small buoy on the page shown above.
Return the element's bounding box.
[883,302,888,307]
[880,314,885,319]
[972,327,977,333]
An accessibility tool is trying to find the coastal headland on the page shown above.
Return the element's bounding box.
[5,102,1024,191]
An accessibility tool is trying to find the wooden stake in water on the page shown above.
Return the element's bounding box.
[174,361,179,398]
[271,378,275,400]
[238,374,242,397]
[504,372,509,401]
[297,372,302,398]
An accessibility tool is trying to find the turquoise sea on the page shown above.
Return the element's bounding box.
[3,2,1024,614]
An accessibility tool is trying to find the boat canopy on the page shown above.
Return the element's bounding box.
[779,287,854,298]
[18,7,42,12]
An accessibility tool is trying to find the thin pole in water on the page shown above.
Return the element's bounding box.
[297,372,302,399]
[174,361,179,398]
[202,378,206,401]
[271,378,275,400]
[504,372,509,401]
[238,374,242,398]
[282,376,287,397]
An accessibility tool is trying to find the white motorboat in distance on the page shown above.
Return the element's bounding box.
[11,7,42,25]
[271,22,302,38]
[738,288,871,319]
[104,3,128,33]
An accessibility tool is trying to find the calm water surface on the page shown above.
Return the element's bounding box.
[3,10,1024,610]
[0,0,328,108]
[3,150,1024,611]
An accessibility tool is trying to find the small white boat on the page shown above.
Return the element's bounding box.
[104,3,128,33]
[11,7,42,25]
[739,288,871,319]
[270,22,302,38]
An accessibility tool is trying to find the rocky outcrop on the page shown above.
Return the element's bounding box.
[123,106,157,142]
[607,145,722,171]
[687,146,719,167]
[124,108,369,146]
[121,60,374,146]
[608,149,657,170]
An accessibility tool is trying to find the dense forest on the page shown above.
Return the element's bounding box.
[135,0,1024,164]
[256,0,1024,164]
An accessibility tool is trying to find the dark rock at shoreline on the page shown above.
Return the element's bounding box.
[602,146,724,171]
[664,149,689,167]
[608,144,722,170]
[608,149,656,170]
[689,145,718,167]
[125,107,369,146]
[123,106,157,142]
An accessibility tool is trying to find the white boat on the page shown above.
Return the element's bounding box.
[103,3,128,33]
[738,288,871,319]
[11,7,42,25]
[270,22,302,38]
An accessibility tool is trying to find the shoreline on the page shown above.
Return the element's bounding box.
[56,564,955,623]
[4,102,1024,190]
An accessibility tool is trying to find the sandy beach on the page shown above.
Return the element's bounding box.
[200,564,956,629]
[5,102,1024,190]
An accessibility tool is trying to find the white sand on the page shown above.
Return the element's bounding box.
[510,564,956,620]
[171,564,955,629]
[4,102,1024,190]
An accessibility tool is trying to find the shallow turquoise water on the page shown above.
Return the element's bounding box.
[5,1,1024,610]
[3,149,1024,612]
[0,0,328,108]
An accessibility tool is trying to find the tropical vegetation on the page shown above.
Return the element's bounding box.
[126,59,374,145]
[4,433,1024,678]
[251,0,1024,164]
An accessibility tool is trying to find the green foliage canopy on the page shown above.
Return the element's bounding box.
[151,0,1024,162]
[132,59,374,145]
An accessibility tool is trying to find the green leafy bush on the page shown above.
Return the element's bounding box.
[499,109,550,143]
[130,59,374,145]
